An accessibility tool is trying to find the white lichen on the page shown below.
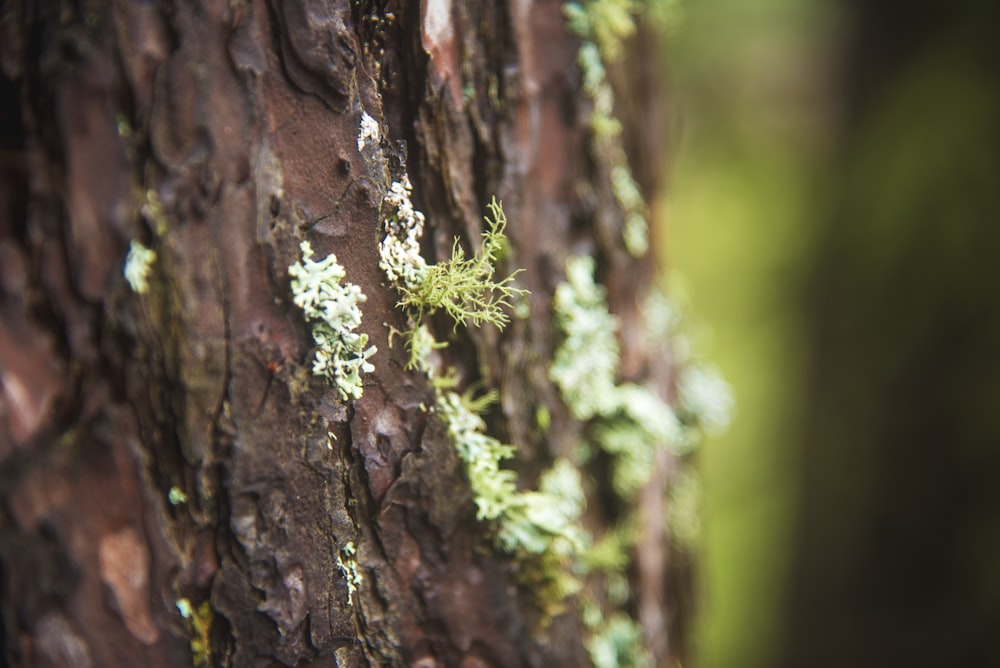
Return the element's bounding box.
[124,240,156,294]
[289,241,376,401]
[379,176,429,289]
[335,541,363,606]
[357,111,381,151]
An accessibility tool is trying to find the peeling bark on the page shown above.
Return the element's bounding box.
[0,1,684,666]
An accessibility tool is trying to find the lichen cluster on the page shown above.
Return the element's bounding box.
[335,541,364,606]
[378,174,585,613]
[551,255,686,498]
[380,178,525,331]
[565,0,651,256]
[288,240,376,400]
[549,254,732,666]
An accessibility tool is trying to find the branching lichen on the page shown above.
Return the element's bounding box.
[379,179,526,330]
[289,241,376,400]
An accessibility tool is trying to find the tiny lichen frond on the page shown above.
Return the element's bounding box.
[436,387,517,521]
[336,541,364,606]
[124,240,156,294]
[357,111,381,151]
[289,241,376,401]
[379,182,526,331]
[142,189,168,237]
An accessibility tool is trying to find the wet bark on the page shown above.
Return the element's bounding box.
[0,1,681,666]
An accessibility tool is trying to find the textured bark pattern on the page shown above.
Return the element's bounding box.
[0,1,676,666]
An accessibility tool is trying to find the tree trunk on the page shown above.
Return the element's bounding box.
[0,1,697,666]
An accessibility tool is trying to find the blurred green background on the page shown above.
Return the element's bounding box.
[661,0,1000,666]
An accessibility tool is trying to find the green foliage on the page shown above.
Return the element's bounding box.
[289,241,376,400]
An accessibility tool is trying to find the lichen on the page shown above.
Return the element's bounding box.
[386,194,586,617]
[550,255,684,498]
[335,541,363,606]
[168,487,188,506]
[564,0,651,257]
[586,611,652,668]
[379,181,526,330]
[124,240,156,294]
[549,253,729,664]
[357,111,381,151]
[289,241,376,400]
[176,598,212,667]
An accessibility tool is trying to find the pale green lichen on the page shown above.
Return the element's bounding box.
[550,255,683,496]
[124,240,156,294]
[565,0,651,257]
[378,181,588,616]
[289,241,376,400]
[335,541,363,606]
[550,255,621,420]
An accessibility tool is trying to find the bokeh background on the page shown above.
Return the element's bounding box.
[660,0,1000,666]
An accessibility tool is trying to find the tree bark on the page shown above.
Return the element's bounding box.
[0,1,685,666]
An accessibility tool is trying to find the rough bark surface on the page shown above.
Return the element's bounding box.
[0,1,678,666]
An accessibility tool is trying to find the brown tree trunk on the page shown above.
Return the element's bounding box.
[0,1,687,666]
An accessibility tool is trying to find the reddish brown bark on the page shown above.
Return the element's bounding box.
[0,1,680,666]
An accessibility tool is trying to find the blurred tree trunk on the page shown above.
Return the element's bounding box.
[0,1,680,666]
